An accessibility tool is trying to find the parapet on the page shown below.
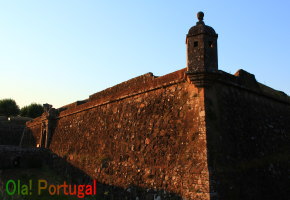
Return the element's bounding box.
[27,68,187,123]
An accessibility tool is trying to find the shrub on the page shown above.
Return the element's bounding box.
[0,98,20,117]
[20,103,44,118]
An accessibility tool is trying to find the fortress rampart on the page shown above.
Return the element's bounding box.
[24,12,290,200]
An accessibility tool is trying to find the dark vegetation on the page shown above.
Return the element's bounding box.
[0,99,20,117]
[20,103,44,118]
[0,98,43,118]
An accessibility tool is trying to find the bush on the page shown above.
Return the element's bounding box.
[20,103,44,118]
[0,98,20,117]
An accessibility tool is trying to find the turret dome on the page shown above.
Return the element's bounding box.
[187,11,217,36]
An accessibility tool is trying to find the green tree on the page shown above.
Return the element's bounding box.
[20,103,44,118]
[0,98,20,117]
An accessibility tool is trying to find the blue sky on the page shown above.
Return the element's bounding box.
[0,0,289,108]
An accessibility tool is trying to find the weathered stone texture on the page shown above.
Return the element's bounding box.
[205,82,290,200]
[25,67,290,199]
[0,118,27,146]
[24,12,290,199]
[27,70,211,199]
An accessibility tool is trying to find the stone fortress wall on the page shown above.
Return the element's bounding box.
[0,116,31,146]
[26,69,211,199]
[25,12,290,200]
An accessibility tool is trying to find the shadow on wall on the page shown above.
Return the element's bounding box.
[18,127,36,147]
[205,85,290,200]
[206,132,290,200]
[0,116,33,146]
[0,147,183,200]
[47,151,183,199]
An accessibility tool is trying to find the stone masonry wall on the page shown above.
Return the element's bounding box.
[205,80,290,200]
[0,120,25,146]
[26,67,290,200]
[26,69,211,200]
